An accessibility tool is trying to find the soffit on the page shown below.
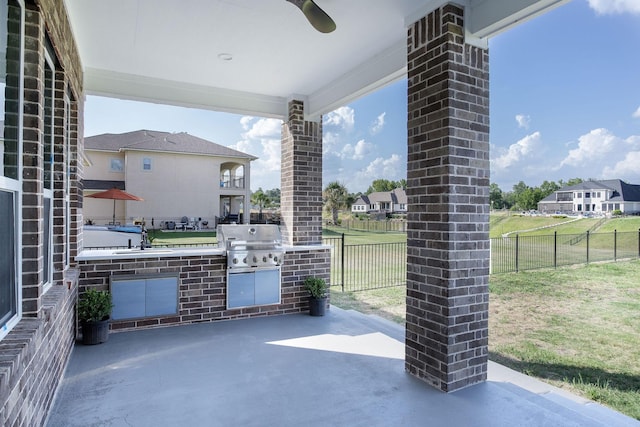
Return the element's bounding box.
[63,0,568,119]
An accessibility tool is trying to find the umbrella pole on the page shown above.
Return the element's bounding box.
[112,199,116,225]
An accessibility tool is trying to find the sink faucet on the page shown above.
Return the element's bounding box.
[140,227,148,250]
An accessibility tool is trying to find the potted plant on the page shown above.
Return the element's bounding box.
[78,289,114,345]
[304,276,328,316]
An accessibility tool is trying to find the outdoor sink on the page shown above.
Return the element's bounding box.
[113,248,174,255]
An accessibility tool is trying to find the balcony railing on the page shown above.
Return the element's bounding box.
[220,177,245,189]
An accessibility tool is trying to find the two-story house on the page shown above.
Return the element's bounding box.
[84,130,256,227]
[538,179,640,215]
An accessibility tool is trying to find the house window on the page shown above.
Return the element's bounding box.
[110,158,123,172]
[142,157,152,171]
[0,0,24,339]
[43,40,56,292]
[64,89,71,267]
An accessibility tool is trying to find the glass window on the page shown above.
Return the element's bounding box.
[142,157,152,171]
[43,42,55,290]
[110,158,123,172]
[0,0,24,338]
[0,190,16,326]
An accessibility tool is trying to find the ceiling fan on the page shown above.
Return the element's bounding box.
[286,0,336,33]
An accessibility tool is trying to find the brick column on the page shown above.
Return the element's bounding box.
[281,100,323,246]
[405,3,490,392]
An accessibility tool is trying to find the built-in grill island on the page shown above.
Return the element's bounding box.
[217,224,285,309]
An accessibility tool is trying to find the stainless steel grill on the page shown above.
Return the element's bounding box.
[217,224,284,271]
[217,224,285,309]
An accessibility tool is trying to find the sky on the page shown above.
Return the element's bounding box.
[84,0,640,194]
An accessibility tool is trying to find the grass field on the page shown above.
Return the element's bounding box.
[149,230,217,246]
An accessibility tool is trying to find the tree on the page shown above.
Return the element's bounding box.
[539,180,560,198]
[558,177,583,188]
[265,188,281,206]
[251,188,271,219]
[366,178,406,194]
[489,183,505,209]
[323,181,349,225]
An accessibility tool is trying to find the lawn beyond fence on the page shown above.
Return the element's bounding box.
[324,229,640,290]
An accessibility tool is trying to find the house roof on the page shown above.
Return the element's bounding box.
[539,179,640,203]
[65,0,567,120]
[354,188,407,205]
[85,130,257,160]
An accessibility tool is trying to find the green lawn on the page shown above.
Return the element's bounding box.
[149,230,217,246]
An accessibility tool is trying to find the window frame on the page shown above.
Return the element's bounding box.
[110,158,124,172]
[142,156,152,171]
[0,0,25,340]
[42,41,56,293]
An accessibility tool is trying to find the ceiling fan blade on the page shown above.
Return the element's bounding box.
[288,0,336,33]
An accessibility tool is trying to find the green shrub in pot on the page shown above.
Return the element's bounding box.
[78,289,113,344]
[304,277,328,316]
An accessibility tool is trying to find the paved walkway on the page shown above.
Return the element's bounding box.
[46,307,639,427]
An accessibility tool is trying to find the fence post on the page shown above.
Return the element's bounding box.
[553,231,557,269]
[586,230,590,264]
[515,234,519,273]
[614,229,617,261]
[341,233,345,292]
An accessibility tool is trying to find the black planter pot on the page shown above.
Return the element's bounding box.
[81,318,110,345]
[308,297,327,316]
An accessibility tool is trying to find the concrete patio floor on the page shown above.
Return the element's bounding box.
[46,307,639,427]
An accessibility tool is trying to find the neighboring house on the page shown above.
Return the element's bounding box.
[83,130,257,227]
[351,188,407,214]
[538,179,640,215]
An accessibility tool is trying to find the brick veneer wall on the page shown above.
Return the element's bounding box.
[77,249,330,332]
[405,3,490,392]
[0,285,77,426]
[281,100,323,246]
[0,1,83,426]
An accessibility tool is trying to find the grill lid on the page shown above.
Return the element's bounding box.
[217,224,283,251]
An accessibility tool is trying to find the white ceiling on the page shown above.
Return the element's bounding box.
[63,0,568,120]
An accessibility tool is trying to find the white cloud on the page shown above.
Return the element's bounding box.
[515,114,530,129]
[340,139,371,160]
[240,116,255,130]
[587,0,640,14]
[603,151,640,179]
[231,117,283,190]
[243,118,282,139]
[370,112,386,135]
[323,106,355,131]
[559,128,621,167]
[493,132,542,170]
[361,154,402,178]
[633,106,640,118]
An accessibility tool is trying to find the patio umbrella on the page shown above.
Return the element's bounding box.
[87,188,143,225]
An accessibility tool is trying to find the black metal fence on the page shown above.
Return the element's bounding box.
[323,235,406,292]
[491,230,640,273]
[324,229,640,291]
[336,220,407,233]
